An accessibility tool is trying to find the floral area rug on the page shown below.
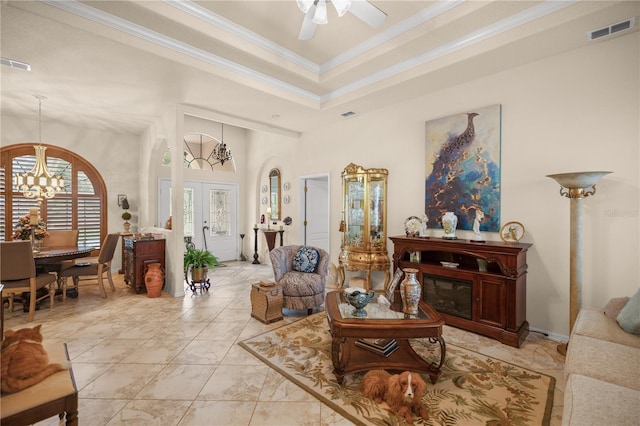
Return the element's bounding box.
[239,313,554,426]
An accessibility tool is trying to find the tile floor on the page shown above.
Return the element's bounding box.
[3,261,565,425]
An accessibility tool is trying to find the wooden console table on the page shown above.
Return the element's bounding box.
[389,236,532,348]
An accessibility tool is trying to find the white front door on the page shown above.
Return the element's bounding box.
[158,179,238,261]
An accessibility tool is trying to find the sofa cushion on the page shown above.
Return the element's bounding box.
[617,289,640,334]
[564,333,640,391]
[562,374,640,426]
[573,308,640,349]
[293,246,320,273]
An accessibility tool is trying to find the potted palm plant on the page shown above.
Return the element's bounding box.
[184,246,218,282]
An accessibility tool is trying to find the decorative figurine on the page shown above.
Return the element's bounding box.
[472,209,485,242]
[419,214,428,237]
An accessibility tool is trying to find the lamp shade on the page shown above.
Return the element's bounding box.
[546,171,612,189]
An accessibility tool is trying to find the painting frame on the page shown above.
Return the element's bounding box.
[425,104,502,232]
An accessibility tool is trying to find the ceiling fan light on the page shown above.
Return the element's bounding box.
[333,0,351,17]
[296,0,314,14]
[313,0,328,24]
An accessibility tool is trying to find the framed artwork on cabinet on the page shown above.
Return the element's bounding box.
[386,268,403,302]
[425,104,502,232]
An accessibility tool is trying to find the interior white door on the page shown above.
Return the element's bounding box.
[302,176,329,252]
[158,179,238,261]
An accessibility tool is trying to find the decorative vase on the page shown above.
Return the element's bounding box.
[144,263,164,298]
[400,268,421,315]
[32,238,42,252]
[441,211,458,240]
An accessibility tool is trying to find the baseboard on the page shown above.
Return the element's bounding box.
[529,326,568,343]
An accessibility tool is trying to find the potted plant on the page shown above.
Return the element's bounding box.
[121,211,132,232]
[184,246,218,282]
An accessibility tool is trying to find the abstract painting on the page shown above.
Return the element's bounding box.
[425,104,501,231]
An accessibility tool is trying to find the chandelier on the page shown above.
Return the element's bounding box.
[297,0,351,24]
[14,95,65,203]
[213,123,232,166]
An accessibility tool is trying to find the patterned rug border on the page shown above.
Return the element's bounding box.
[239,313,555,426]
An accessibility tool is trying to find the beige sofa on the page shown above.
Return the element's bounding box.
[562,308,640,425]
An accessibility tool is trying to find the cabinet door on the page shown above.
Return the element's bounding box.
[344,176,365,248]
[475,277,506,328]
[369,176,386,250]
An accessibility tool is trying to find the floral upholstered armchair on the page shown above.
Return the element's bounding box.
[270,245,329,315]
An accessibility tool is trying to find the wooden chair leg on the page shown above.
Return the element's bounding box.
[106,262,116,291]
[49,285,55,309]
[27,289,37,322]
[61,277,67,302]
[8,293,15,312]
[97,265,107,298]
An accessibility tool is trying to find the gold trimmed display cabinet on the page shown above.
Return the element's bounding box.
[338,163,390,290]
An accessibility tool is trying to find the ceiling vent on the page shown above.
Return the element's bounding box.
[588,17,635,41]
[0,57,31,71]
[341,111,358,118]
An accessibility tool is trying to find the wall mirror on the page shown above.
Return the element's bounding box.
[269,168,281,221]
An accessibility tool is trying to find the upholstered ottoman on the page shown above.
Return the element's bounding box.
[1,342,78,425]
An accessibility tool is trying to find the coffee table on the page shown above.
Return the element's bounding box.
[325,290,446,384]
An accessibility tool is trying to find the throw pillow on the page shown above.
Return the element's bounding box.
[617,289,640,334]
[604,296,630,319]
[293,246,320,273]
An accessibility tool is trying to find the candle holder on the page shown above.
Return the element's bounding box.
[546,171,611,355]
[239,233,247,261]
[252,227,260,264]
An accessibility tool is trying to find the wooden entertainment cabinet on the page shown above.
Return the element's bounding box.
[389,236,532,348]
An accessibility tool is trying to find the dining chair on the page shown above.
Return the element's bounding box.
[40,230,80,286]
[0,240,57,322]
[58,233,120,299]
[41,230,79,248]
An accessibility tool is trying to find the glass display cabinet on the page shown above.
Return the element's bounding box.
[338,163,390,290]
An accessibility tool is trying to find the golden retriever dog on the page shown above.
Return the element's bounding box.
[360,369,429,424]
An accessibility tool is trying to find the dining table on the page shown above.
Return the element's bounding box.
[33,246,97,265]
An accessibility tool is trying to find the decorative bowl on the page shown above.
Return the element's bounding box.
[344,288,376,317]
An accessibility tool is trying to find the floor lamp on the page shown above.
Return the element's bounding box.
[546,171,611,356]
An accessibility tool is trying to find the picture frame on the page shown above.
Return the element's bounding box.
[410,251,421,262]
[500,221,525,243]
[386,268,404,302]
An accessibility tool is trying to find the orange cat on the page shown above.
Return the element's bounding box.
[1,324,68,394]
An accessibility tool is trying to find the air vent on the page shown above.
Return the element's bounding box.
[589,17,635,41]
[0,57,31,71]
[341,111,358,118]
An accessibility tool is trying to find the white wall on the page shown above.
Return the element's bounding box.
[286,32,639,338]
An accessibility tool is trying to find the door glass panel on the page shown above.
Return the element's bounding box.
[210,189,230,236]
[183,188,194,237]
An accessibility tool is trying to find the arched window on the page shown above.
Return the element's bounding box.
[1,144,107,248]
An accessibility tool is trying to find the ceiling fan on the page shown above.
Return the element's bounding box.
[296,0,387,40]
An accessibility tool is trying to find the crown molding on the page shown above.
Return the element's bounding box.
[42,0,579,108]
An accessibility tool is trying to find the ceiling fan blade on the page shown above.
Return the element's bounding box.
[298,5,318,40]
[349,0,387,28]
